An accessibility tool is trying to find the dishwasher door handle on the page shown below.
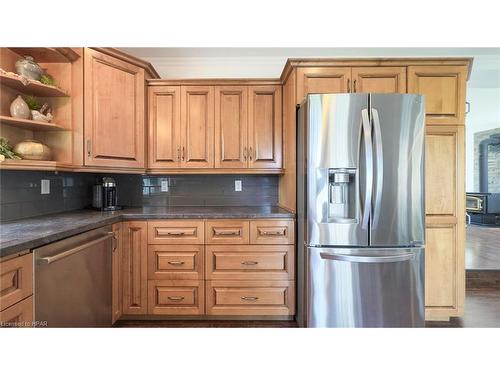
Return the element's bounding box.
[38,233,114,265]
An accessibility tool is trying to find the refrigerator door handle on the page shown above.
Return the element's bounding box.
[371,108,384,229]
[320,252,415,263]
[360,108,373,230]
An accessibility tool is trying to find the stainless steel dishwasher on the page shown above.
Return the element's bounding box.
[35,225,114,327]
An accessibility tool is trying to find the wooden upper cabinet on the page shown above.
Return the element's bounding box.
[215,86,248,168]
[181,86,215,168]
[408,65,467,124]
[296,67,351,104]
[84,48,145,168]
[148,86,181,168]
[248,86,282,169]
[351,67,407,93]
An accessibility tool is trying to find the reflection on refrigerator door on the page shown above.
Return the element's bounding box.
[307,247,425,328]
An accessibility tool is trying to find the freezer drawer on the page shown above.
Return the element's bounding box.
[307,246,424,328]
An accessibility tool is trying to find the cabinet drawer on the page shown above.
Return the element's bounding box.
[0,253,33,312]
[205,220,249,244]
[206,280,294,316]
[148,245,204,280]
[148,221,204,244]
[206,245,294,280]
[0,296,33,328]
[148,280,204,315]
[250,220,294,244]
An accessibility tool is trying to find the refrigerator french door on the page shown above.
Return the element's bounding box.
[297,93,425,328]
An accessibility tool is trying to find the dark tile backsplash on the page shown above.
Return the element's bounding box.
[0,171,279,222]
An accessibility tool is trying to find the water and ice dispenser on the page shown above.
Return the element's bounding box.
[328,169,356,223]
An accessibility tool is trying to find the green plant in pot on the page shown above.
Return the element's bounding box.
[0,138,22,160]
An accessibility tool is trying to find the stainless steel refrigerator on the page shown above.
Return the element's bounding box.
[296,93,425,328]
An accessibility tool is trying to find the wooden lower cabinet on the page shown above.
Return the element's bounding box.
[148,245,204,280]
[112,223,123,324]
[206,280,294,316]
[122,221,148,315]
[0,253,33,311]
[0,296,33,328]
[148,280,205,315]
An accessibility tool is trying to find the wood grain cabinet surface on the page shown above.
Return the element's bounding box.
[148,245,204,280]
[205,220,250,245]
[0,253,33,312]
[148,280,205,315]
[84,48,145,168]
[148,220,205,245]
[351,67,407,93]
[249,220,295,245]
[111,223,123,324]
[296,67,351,103]
[0,296,33,328]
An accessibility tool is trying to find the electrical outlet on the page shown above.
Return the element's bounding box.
[41,179,50,195]
[161,179,169,192]
[235,180,242,192]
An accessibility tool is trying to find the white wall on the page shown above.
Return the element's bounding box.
[465,88,500,191]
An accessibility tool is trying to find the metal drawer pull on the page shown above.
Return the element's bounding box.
[241,261,259,266]
[258,229,285,236]
[38,233,113,265]
[241,296,259,301]
[166,231,187,236]
[156,228,195,237]
[320,252,415,263]
[168,296,185,301]
[213,228,241,236]
[168,261,185,266]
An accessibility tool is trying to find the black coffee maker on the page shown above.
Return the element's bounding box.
[93,177,120,211]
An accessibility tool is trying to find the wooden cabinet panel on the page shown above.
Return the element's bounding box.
[122,221,148,315]
[408,65,467,124]
[215,86,248,168]
[206,245,294,280]
[425,126,463,216]
[84,48,145,168]
[111,223,122,324]
[296,67,351,104]
[181,86,214,168]
[0,296,33,328]
[148,220,205,244]
[249,220,295,245]
[206,280,294,316]
[351,67,406,93]
[248,85,282,169]
[425,225,458,309]
[148,245,204,280]
[148,280,204,315]
[205,220,250,245]
[0,253,33,312]
[148,86,181,168]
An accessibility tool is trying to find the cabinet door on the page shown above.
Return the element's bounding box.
[0,296,33,328]
[148,86,181,168]
[122,221,148,315]
[296,67,351,104]
[84,48,145,168]
[408,65,467,124]
[248,85,282,169]
[181,86,214,168]
[215,86,248,168]
[111,223,123,324]
[351,67,406,93]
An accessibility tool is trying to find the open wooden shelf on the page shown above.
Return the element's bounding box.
[0,159,73,171]
[0,115,67,131]
[0,72,68,97]
[8,48,79,63]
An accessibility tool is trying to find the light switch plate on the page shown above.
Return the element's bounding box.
[161,179,169,192]
[41,179,50,195]
[235,180,242,192]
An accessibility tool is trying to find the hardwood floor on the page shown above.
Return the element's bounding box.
[465,224,500,269]
[115,319,298,328]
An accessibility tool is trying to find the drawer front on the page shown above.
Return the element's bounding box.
[0,296,33,328]
[0,253,33,312]
[206,280,294,316]
[250,220,294,245]
[148,280,204,315]
[206,220,249,244]
[148,245,204,280]
[206,245,294,280]
[148,221,204,244]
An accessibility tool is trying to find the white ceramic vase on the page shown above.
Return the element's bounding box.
[10,95,31,119]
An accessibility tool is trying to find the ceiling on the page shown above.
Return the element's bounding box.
[120,47,500,88]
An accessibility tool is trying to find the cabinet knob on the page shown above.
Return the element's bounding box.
[168,296,185,302]
[353,79,357,93]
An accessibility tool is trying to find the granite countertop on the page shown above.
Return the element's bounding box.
[0,206,295,258]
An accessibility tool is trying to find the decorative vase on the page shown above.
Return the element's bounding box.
[13,140,52,160]
[9,95,31,119]
[15,56,44,81]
